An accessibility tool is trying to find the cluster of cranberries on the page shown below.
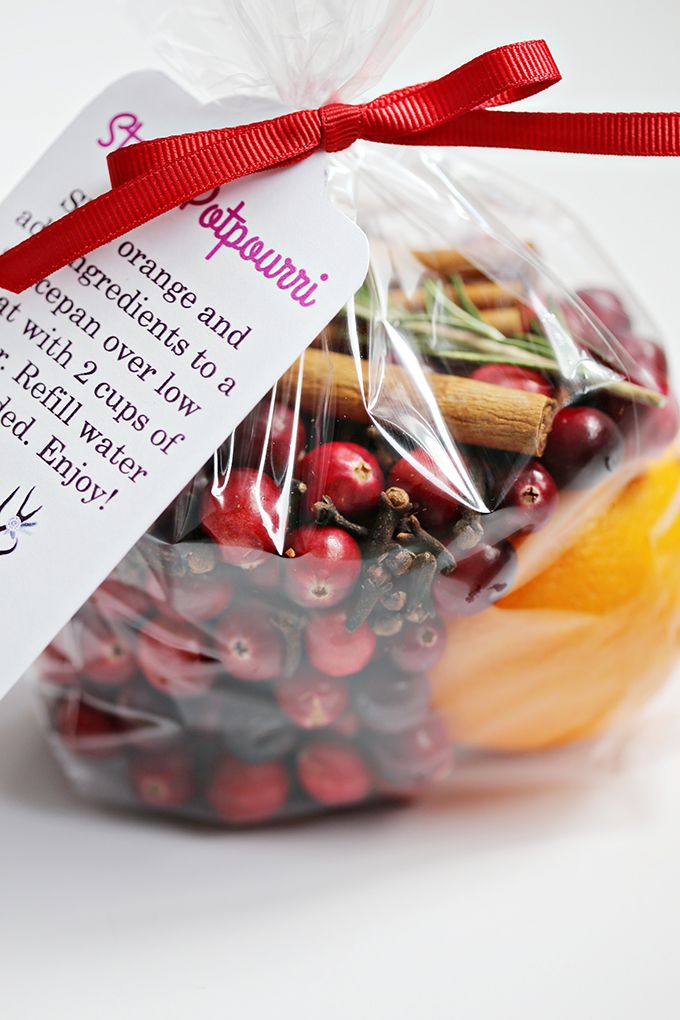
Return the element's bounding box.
[38,286,678,825]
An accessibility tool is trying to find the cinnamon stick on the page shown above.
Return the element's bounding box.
[479,306,522,334]
[464,281,520,310]
[413,249,481,277]
[281,348,556,456]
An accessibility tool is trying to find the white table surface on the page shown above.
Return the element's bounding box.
[2,1,680,1017]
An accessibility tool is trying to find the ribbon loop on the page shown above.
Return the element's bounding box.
[0,38,679,295]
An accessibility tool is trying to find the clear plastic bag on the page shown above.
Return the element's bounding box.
[32,0,680,825]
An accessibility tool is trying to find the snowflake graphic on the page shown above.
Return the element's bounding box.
[0,486,42,557]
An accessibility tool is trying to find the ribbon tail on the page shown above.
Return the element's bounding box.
[0,174,185,294]
[410,109,680,155]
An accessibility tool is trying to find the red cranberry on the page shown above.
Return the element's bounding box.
[543,406,624,489]
[85,638,136,688]
[433,541,517,618]
[576,288,631,335]
[138,618,218,698]
[305,609,376,677]
[53,695,122,756]
[616,332,668,383]
[387,618,447,673]
[300,442,383,517]
[207,755,289,823]
[388,450,461,530]
[276,671,348,729]
[599,367,679,458]
[128,748,194,808]
[91,578,154,625]
[354,669,430,734]
[146,569,233,622]
[372,716,452,791]
[215,605,285,681]
[217,686,295,760]
[201,468,281,569]
[471,363,554,398]
[76,612,136,688]
[284,526,361,609]
[297,740,373,806]
[637,391,680,455]
[501,460,558,533]
[234,400,307,479]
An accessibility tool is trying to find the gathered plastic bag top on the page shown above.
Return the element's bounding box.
[33,0,680,825]
[134,0,433,105]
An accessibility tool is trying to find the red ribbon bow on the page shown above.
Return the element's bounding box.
[1,38,679,295]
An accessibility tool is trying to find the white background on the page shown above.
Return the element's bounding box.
[1,1,680,1016]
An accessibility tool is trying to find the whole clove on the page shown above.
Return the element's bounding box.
[347,544,416,632]
[346,559,394,632]
[397,515,456,575]
[380,588,408,612]
[406,551,438,623]
[385,546,418,576]
[370,613,406,637]
[365,487,412,559]
[313,495,369,538]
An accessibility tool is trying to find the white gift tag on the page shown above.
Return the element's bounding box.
[0,72,369,696]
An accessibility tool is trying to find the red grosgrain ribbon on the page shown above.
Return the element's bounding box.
[1,38,679,295]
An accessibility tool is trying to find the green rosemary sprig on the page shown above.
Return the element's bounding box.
[353,283,666,408]
[424,278,506,340]
[451,273,483,319]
